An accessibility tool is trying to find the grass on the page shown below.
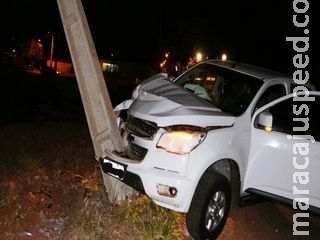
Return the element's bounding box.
[2,151,41,174]
[0,122,186,239]
[1,155,185,239]
[64,171,184,240]
[9,208,22,224]
[116,195,183,240]
[0,185,9,208]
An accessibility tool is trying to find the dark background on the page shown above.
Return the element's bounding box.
[0,0,318,124]
[0,0,317,74]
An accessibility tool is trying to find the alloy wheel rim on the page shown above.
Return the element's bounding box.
[205,190,226,232]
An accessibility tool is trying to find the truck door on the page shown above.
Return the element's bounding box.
[244,91,320,209]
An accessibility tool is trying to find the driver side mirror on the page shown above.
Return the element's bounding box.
[257,111,273,132]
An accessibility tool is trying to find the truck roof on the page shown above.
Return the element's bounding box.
[205,59,291,81]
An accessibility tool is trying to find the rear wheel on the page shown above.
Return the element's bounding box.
[186,171,231,240]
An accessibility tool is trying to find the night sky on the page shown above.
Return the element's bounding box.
[0,0,318,85]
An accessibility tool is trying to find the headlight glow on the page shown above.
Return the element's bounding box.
[157,130,206,155]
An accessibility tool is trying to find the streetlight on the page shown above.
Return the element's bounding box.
[196,52,203,62]
[221,53,227,61]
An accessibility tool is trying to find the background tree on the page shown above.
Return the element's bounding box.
[26,39,43,64]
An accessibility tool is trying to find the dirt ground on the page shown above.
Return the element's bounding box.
[0,121,95,239]
[0,119,193,240]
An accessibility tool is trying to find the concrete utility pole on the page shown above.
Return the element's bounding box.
[57,0,135,202]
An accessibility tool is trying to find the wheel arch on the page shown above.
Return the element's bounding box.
[185,157,242,213]
[206,159,241,216]
[186,163,233,239]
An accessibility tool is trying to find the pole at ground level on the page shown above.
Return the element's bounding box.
[56,0,136,202]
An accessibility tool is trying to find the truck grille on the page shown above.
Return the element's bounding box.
[124,116,157,161]
[128,142,148,161]
[126,116,158,138]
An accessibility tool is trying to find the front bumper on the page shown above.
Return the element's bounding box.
[99,150,194,212]
[99,156,145,194]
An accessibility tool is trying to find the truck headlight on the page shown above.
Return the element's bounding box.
[157,130,206,155]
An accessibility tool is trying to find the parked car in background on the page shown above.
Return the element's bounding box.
[100,60,319,239]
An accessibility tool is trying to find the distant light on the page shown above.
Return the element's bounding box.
[12,49,16,53]
[221,54,227,61]
[38,38,41,42]
[160,59,167,68]
[165,52,169,58]
[196,52,203,62]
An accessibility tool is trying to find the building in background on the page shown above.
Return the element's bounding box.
[47,58,152,83]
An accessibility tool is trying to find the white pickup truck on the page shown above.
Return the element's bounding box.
[100,60,319,239]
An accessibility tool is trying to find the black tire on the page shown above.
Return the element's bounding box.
[186,171,231,240]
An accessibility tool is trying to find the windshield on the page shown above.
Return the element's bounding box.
[173,63,263,116]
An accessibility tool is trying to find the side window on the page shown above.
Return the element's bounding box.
[263,95,319,141]
[267,98,293,134]
[255,84,286,110]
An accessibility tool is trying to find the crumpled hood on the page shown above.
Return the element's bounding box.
[128,75,235,127]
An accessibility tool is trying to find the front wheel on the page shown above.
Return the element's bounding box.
[186,171,231,240]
